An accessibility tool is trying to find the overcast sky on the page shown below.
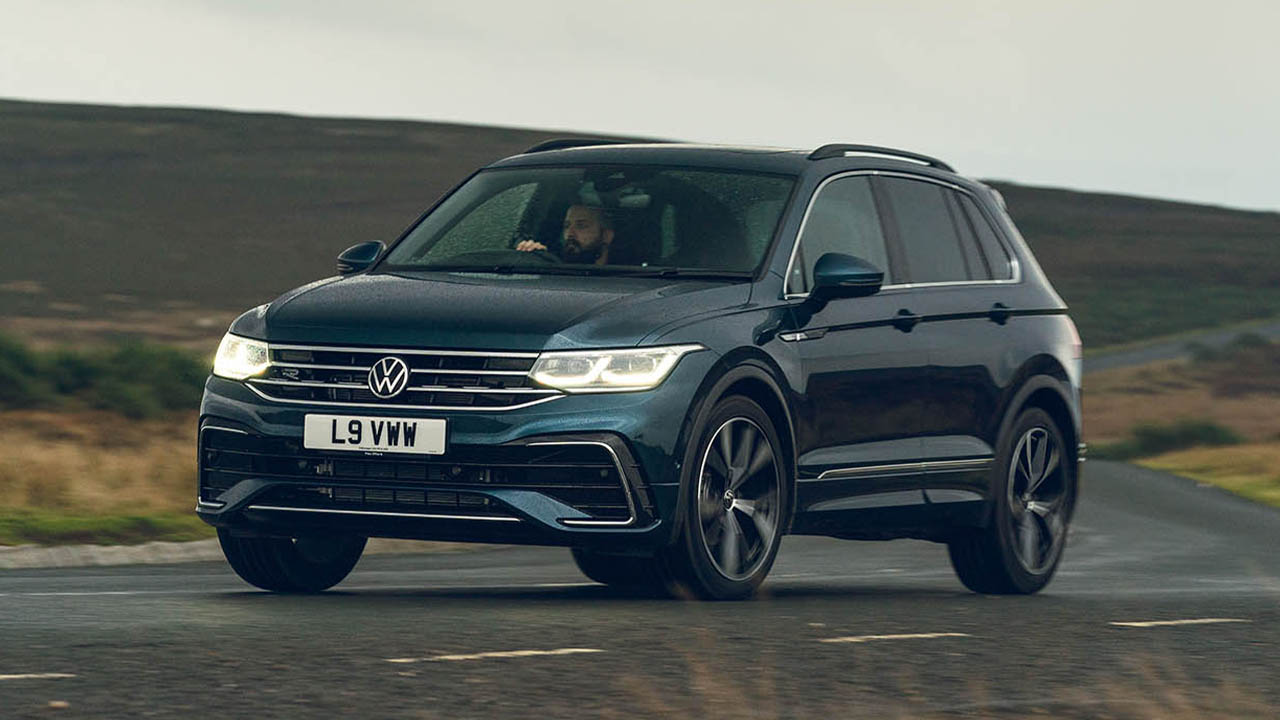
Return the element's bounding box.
[4,0,1278,211]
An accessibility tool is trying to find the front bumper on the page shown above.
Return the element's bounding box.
[196,352,714,549]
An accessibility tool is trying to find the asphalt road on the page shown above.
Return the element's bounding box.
[2,461,1278,719]
[1084,319,1280,373]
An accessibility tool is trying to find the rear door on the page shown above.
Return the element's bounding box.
[875,176,1015,508]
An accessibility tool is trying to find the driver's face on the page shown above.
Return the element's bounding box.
[562,205,611,262]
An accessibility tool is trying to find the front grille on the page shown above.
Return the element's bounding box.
[245,344,561,410]
[200,427,634,522]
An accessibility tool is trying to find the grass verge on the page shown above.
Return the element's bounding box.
[0,410,198,546]
[0,509,213,546]
[1139,443,1280,509]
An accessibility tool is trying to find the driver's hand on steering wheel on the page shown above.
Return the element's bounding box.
[515,240,549,253]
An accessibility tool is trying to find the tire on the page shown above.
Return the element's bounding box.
[665,395,788,600]
[218,530,367,593]
[948,407,1076,594]
[570,548,673,594]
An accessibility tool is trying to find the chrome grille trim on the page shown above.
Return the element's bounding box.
[269,343,538,358]
[242,382,563,411]
[411,369,530,376]
[241,342,562,411]
[248,378,553,393]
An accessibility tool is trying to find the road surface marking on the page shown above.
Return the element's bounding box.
[386,648,605,664]
[0,673,77,681]
[1109,618,1251,628]
[819,632,972,644]
[531,582,595,588]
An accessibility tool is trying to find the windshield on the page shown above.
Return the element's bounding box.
[381,166,796,275]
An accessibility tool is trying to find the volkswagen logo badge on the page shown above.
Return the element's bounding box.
[368,356,410,398]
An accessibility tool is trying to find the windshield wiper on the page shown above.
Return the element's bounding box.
[415,264,593,276]
[600,267,754,280]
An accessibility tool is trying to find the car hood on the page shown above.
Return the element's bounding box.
[230,271,751,351]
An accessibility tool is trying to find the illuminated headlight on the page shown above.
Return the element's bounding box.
[212,333,270,380]
[529,345,704,392]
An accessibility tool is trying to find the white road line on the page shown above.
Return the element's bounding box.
[386,648,604,664]
[818,632,972,644]
[0,673,77,681]
[1109,618,1252,628]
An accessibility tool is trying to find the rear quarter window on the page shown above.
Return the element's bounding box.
[958,194,1014,280]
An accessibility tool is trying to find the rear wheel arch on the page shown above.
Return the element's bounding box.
[994,365,1080,480]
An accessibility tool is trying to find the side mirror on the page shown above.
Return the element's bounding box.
[337,241,385,275]
[811,252,884,300]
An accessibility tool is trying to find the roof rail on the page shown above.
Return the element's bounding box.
[522,138,634,154]
[808,143,955,173]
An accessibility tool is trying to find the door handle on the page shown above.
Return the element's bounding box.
[892,309,922,333]
[988,302,1011,325]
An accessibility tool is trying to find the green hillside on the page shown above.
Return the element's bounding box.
[995,184,1280,346]
[2,98,1278,349]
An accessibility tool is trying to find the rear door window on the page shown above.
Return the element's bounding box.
[878,177,971,284]
[788,176,891,295]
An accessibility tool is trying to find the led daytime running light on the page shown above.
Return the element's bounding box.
[529,345,703,392]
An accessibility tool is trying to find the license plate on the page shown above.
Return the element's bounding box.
[303,415,446,455]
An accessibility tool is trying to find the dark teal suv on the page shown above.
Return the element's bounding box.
[199,141,1083,600]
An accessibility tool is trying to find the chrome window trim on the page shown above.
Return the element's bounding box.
[810,457,992,481]
[242,381,563,411]
[246,505,521,522]
[527,440,639,527]
[780,170,1021,299]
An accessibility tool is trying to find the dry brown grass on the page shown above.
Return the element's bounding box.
[0,410,196,513]
[1084,360,1280,444]
[0,307,236,352]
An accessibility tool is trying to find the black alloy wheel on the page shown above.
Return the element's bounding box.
[569,548,673,594]
[670,395,787,600]
[218,530,367,593]
[947,407,1076,594]
[1006,426,1070,574]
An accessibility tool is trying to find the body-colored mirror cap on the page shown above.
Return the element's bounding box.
[811,252,884,299]
[336,241,385,275]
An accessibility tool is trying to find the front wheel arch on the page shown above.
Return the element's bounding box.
[670,358,797,540]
